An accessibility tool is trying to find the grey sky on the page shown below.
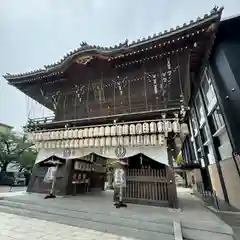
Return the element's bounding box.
[0,0,239,131]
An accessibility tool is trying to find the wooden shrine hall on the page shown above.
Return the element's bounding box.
[3,7,223,208]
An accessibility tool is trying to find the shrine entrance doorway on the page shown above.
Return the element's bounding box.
[122,154,177,208]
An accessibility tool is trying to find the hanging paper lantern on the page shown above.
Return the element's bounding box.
[157,121,164,133]
[158,134,165,145]
[88,128,94,138]
[51,141,56,149]
[79,139,84,148]
[123,136,130,146]
[94,138,100,147]
[143,123,149,133]
[117,125,123,136]
[123,124,129,135]
[65,140,70,148]
[63,130,68,139]
[136,123,143,134]
[150,134,157,145]
[100,137,105,147]
[129,124,136,135]
[180,123,189,136]
[55,131,60,140]
[150,122,157,133]
[136,135,143,145]
[68,129,74,139]
[93,127,99,137]
[165,121,172,132]
[118,136,124,145]
[60,140,64,148]
[83,128,89,138]
[69,140,74,148]
[143,135,150,146]
[99,126,105,137]
[89,138,94,148]
[44,141,49,149]
[105,137,111,147]
[111,137,117,147]
[172,121,180,133]
[59,130,64,139]
[72,129,78,138]
[51,131,56,140]
[130,136,137,146]
[56,141,61,148]
[110,126,116,136]
[34,132,38,141]
[74,139,79,148]
[104,126,111,136]
[38,142,43,149]
[83,138,89,147]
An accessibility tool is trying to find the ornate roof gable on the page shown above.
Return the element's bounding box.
[3,7,223,81]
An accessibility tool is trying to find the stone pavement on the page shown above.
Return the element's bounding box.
[0,188,235,240]
[0,212,138,240]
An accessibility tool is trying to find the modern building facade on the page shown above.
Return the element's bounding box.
[182,14,240,210]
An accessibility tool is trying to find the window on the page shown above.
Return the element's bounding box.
[195,94,205,126]
[201,70,216,109]
[211,106,225,133]
[200,125,209,144]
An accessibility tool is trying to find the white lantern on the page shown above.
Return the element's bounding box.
[144,135,150,146]
[43,132,49,141]
[65,140,70,148]
[78,129,83,138]
[136,123,143,134]
[172,121,180,133]
[130,136,137,146]
[150,122,157,133]
[93,127,99,137]
[136,135,143,145]
[129,124,136,135]
[99,126,105,137]
[59,130,64,139]
[157,121,164,133]
[123,136,130,146]
[142,123,149,133]
[83,128,89,138]
[55,131,60,140]
[100,137,105,147]
[79,139,84,148]
[180,123,189,136]
[56,141,61,148]
[34,133,39,141]
[105,126,111,136]
[123,124,129,135]
[60,141,65,148]
[117,125,123,136]
[63,130,68,139]
[110,126,116,136]
[51,141,56,149]
[105,137,111,147]
[111,137,117,147]
[94,138,100,147]
[88,128,94,138]
[69,140,74,148]
[118,136,124,145]
[89,138,94,148]
[44,141,49,149]
[39,142,43,149]
[74,139,79,148]
[158,134,165,145]
[165,121,172,132]
[83,138,89,147]
[68,129,74,139]
[48,131,53,140]
[73,129,78,138]
[150,134,157,145]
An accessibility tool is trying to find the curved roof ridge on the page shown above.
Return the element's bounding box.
[3,6,223,81]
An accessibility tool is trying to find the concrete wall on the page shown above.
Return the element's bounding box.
[209,158,240,209]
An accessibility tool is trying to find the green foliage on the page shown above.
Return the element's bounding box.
[0,131,36,172]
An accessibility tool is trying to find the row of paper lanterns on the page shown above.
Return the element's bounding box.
[30,121,180,142]
[35,134,166,149]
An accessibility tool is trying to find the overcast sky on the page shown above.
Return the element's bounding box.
[0,0,239,131]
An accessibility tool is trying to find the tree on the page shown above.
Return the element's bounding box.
[0,131,36,172]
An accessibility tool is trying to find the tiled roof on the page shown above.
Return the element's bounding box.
[3,6,223,81]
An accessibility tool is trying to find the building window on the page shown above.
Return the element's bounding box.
[201,69,217,113]
[200,125,209,145]
[210,106,225,133]
[195,94,205,126]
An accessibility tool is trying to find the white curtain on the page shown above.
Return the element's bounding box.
[35,143,169,166]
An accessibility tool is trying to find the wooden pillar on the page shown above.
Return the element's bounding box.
[167,140,179,208]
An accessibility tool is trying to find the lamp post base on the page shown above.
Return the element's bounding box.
[114,201,127,208]
[44,194,56,199]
